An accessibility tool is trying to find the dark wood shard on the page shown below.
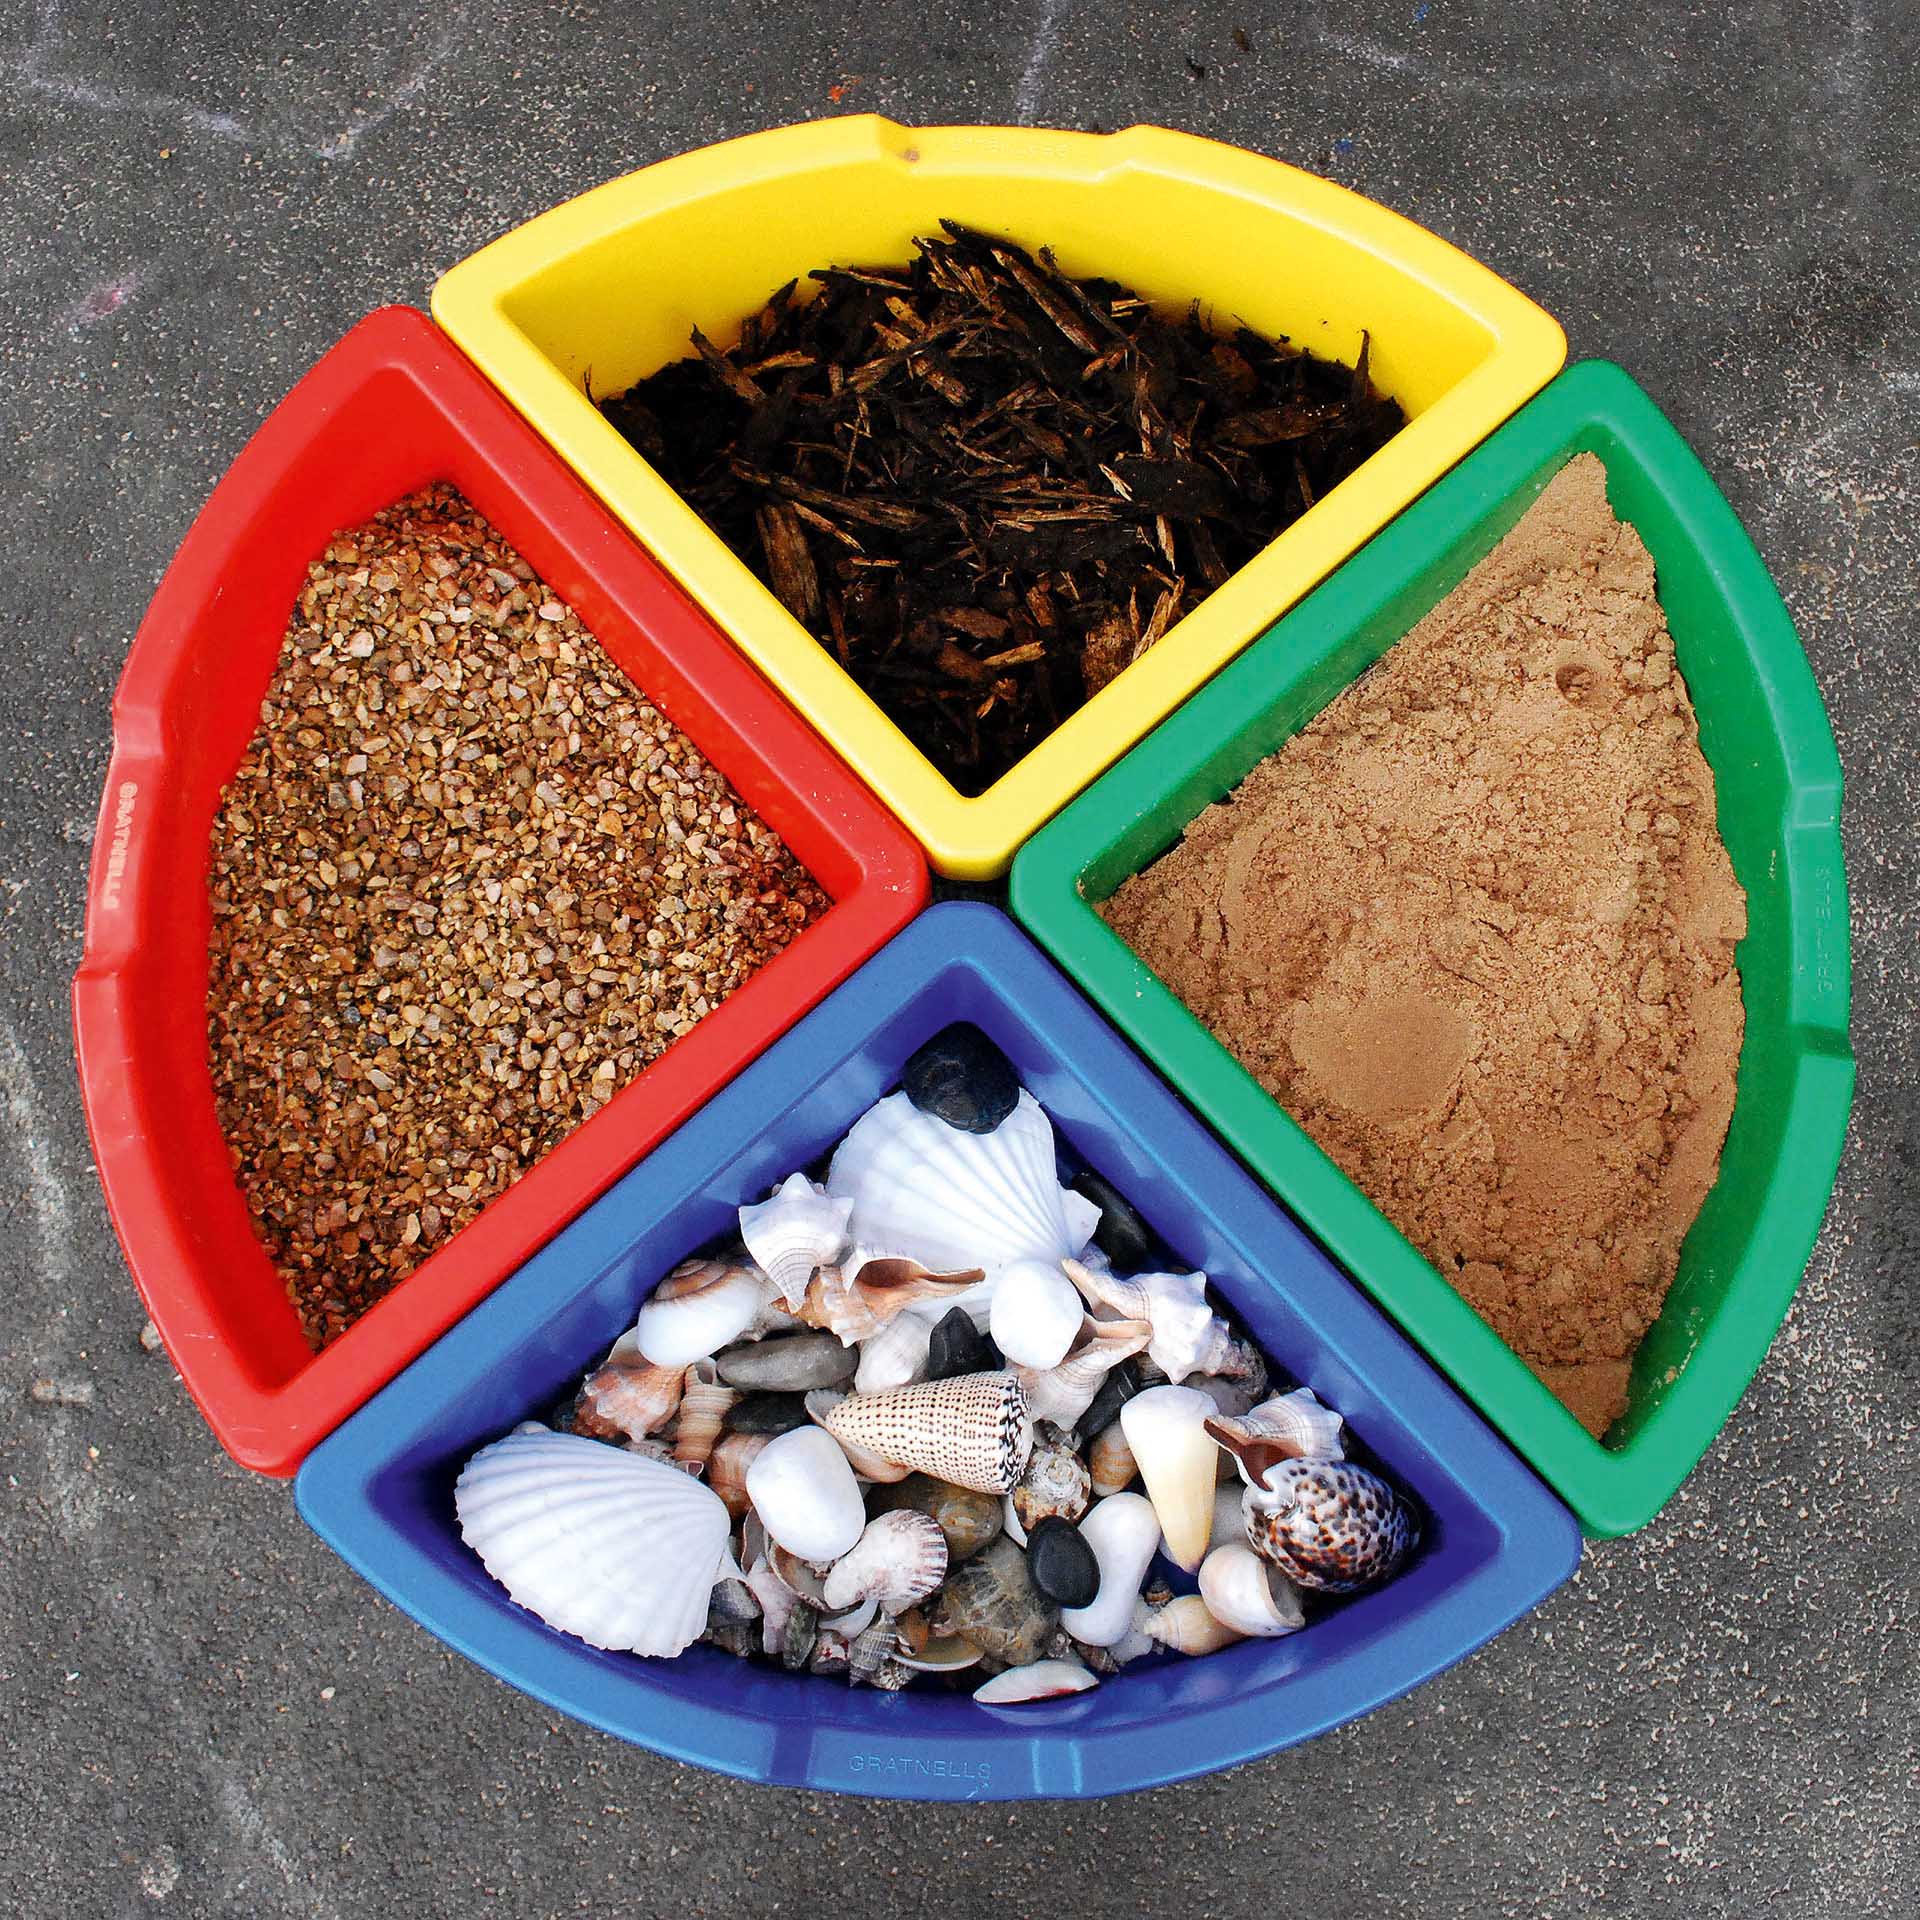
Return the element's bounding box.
[599,222,1404,795]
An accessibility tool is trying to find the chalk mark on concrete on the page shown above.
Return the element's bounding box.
[1013,0,1068,126]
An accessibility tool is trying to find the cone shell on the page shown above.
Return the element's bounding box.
[1088,1422,1138,1497]
[744,1424,867,1563]
[1119,1384,1221,1573]
[1244,1458,1419,1594]
[1198,1540,1305,1638]
[739,1173,854,1309]
[990,1258,1085,1369]
[671,1360,740,1473]
[707,1432,770,1520]
[455,1427,732,1657]
[1059,1492,1161,1648]
[1014,1315,1152,1430]
[1143,1594,1244,1656]
[634,1259,773,1368]
[822,1510,950,1615]
[820,1372,1034,1495]
[826,1091,1100,1281]
[802,1388,915,1483]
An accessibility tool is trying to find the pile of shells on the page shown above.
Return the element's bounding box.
[454,1025,1420,1705]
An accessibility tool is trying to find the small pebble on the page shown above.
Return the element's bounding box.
[901,1024,1020,1134]
[724,1391,814,1436]
[1072,1168,1156,1271]
[1076,1359,1141,1442]
[28,1377,94,1408]
[138,1320,164,1354]
[1026,1515,1100,1608]
[925,1305,997,1381]
[714,1332,856,1392]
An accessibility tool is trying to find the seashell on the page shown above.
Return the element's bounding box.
[823,1593,880,1639]
[869,1659,915,1692]
[1088,1422,1138,1497]
[1119,1384,1221,1573]
[1015,1316,1152,1430]
[671,1360,740,1474]
[707,1432,770,1520]
[716,1331,857,1393]
[1143,1594,1244,1656]
[1025,1515,1100,1608]
[809,1630,851,1676]
[1109,1597,1159,1666]
[795,1257,984,1346]
[708,1575,762,1629]
[990,1258,1085,1369]
[1068,1168,1155,1271]
[1064,1260,1229,1383]
[896,1632,985,1674]
[845,1609,905,1686]
[925,1304,998,1381]
[973,1659,1099,1704]
[826,1091,1101,1282]
[743,1425,867,1564]
[576,1337,688,1444]
[1011,1436,1092,1534]
[869,1474,1004,1563]
[455,1428,732,1657]
[633,1259,775,1368]
[822,1511,949,1616]
[739,1172,854,1309]
[1189,1359,1270,1424]
[1207,1388,1347,1486]
[1059,1492,1162,1648]
[932,1536,1058,1666]
[853,1307,940,1394]
[1242,1458,1419,1594]
[781,1600,820,1671]
[901,1023,1021,1134]
[819,1372,1034,1496]
[745,1546,798,1657]
[705,1619,756,1659]
[1199,1540,1305,1638]
[802,1389,913,1483]
[725,1391,812,1436]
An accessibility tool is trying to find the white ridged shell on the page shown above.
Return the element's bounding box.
[455,1427,731,1657]
[989,1257,1084,1369]
[744,1425,866,1563]
[827,1092,1101,1283]
[739,1173,853,1309]
[821,1510,949,1614]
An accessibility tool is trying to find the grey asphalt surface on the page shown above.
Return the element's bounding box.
[2,3,1914,1916]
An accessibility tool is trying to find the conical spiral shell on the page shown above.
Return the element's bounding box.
[455,1427,732,1657]
[820,1371,1034,1495]
[739,1173,854,1310]
[1014,1316,1151,1430]
[671,1360,740,1473]
[827,1092,1100,1281]
[576,1336,687,1443]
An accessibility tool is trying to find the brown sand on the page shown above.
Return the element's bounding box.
[1101,455,1747,1438]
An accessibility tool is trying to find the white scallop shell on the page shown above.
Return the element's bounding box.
[744,1425,866,1564]
[990,1257,1084,1369]
[821,1510,949,1614]
[827,1091,1101,1284]
[1059,1491,1161,1648]
[633,1258,776,1368]
[739,1173,854,1310]
[454,1427,732,1658]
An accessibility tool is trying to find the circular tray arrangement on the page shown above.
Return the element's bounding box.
[73,118,1852,1798]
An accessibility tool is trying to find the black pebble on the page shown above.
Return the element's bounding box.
[1076,1360,1141,1443]
[902,1023,1020,1134]
[726,1392,813,1436]
[1026,1516,1100,1609]
[1071,1168,1156,1271]
[925,1305,999,1381]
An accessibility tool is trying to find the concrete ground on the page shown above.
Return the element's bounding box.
[1,3,1913,1916]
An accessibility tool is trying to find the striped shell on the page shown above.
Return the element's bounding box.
[739,1173,853,1310]
[820,1371,1034,1495]
[455,1426,732,1657]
